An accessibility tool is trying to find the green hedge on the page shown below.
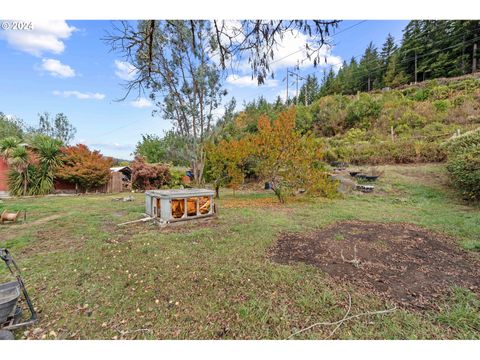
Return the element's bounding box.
[446,146,480,201]
[443,128,480,156]
[326,139,447,165]
[445,128,480,201]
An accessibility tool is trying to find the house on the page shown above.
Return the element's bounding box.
[0,160,132,195]
[0,157,8,197]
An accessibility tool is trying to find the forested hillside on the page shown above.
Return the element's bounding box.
[213,74,480,166]
[304,20,480,98]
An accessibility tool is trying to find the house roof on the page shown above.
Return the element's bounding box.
[110,166,131,172]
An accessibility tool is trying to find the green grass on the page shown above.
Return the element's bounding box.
[0,163,479,339]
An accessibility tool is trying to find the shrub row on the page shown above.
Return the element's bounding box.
[325,139,447,165]
[444,128,480,201]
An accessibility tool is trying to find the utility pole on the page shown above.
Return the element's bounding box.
[295,72,299,105]
[367,75,371,92]
[305,81,308,106]
[286,67,289,104]
[473,42,478,73]
[287,69,309,105]
[414,50,418,84]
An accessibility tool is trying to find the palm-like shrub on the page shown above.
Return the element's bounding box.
[7,145,36,196]
[1,134,63,196]
[0,136,21,158]
[29,135,63,195]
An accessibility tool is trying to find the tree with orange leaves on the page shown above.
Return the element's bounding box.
[206,107,337,203]
[250,107,336,203]
[56,144,113,192]
[205,137,250,198]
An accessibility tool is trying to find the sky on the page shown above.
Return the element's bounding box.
[0,20,409,159]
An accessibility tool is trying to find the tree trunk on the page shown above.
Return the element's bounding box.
[272,185,285,204]
[215,184,220,199]
[192,160,205,185]
[192,149,206,185]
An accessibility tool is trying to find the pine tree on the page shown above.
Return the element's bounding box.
[383,52,408,88]
[381,33,397,64]
[359,42,382,91]
[297,74,320,105]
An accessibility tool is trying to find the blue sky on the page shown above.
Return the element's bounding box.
[0,20,408,159]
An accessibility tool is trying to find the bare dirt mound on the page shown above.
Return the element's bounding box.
[270,221,480,309]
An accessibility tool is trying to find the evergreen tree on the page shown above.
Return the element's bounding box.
[383,52,408,88]
[381,33,397,64]
[297,74,320,105]
[359,42,382,91]
[319,68,337,96]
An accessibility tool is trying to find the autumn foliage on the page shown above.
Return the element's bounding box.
[250,108,337,202]
[56,144,113,192]
[206,108,338,203]
[131,156,171,190]
[205,137,250,197]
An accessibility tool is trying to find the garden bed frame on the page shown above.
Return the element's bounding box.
[145,189,216,223]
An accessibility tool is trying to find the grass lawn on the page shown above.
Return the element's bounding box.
[0,163,479,339]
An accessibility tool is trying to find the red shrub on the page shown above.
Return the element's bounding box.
[131,156,171,190]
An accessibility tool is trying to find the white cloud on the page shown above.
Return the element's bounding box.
[114,60,138,81]
[238,29,342,73]
[0,20,76,56]
[89,142,133,152]
[53,90,105,100]
[40,58,75,78]
[275,89,289,102]
[226,74,278,88]
[130,98,152,108]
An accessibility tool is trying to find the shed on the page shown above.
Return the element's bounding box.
[105,166,132,193]
[145,188,215,223]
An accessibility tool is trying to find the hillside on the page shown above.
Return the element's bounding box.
[297,74,480,164]
[227,74,480,166]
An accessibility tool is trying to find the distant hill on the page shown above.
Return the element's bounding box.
[111,158,131,166]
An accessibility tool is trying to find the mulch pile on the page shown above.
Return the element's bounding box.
[270,221,480,309]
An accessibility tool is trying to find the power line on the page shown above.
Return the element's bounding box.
[303,32,480,88]
[248,28,480,104]
[88,116,154,142]
[340,35,480,92]
[231,22,480,103]
[269,20,368,67]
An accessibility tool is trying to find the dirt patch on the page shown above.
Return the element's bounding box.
[0,214,64,243]
[270,221,480,309]
[101,216,220,243]
[391,165,450,188]
[20,228,83,256]
[155,217,220,234]
[221,196,280,209]
[2,213,62,228]
[220,196,306,213]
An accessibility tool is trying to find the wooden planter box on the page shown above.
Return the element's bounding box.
[145,189,215,223]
